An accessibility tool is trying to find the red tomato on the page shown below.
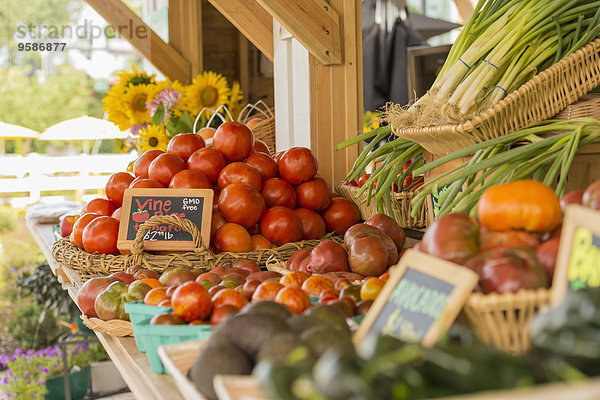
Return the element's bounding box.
[81,198,116,216]
[82,216,120,254]
[358,174,371,188]
[217,162,262,192]
[402,175,414,190]
[252,139,270,155]
[272,151,284,163]
[70,213,101,248]
[111,207,122,221]
[246,118,264,129]
[296,177,332,211]
[294,208,326,240]
[218,182,266,228]
[261,177,296,209]
[129,178,164,189]
[321,197,361,235]
[245,153,277,181]
[168,169,212,189]
[278,147,318,185]
[187,147,227,185]
[259,206,303,245]
[213,223,253,253]
[410,175,424,191]
[133,149,164,178]
[213,121,255,161]
[105,172,134,207]
[148,153,186,186]
[198,127,216,141]
[211,212,227,239]
[167,132,206,162]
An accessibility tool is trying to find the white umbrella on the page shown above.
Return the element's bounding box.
[0,122,39,138]
[39,115,128,141]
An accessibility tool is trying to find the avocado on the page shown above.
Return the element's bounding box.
[256,332,306,364]
[305,304,349,330]
[213,313,292,360]
[188,342,253,400]
[287,314,328,335]
[300,325,355,357]
[239,300,292,320]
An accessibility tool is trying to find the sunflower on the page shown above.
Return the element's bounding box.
[122,84,155,125]
[102,85,131,130]
[117,64,155,88]
[183,71,230,117]
[138,124,169,152]
[227,81,244,120]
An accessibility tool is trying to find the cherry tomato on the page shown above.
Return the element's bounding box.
[70,213,101,248]
[218,182,266,228]
[294,208,326,240]
[278,147,318,185]
[213,223,253,253]
[252,139,270,155]
[295,177,332,211]
[321,198,361,235]
[167,132,206,162]
[82,216,120,254]
[168,169,212,189]
[129,178,164,189]
[261,177,296,209]
[259,206,303,245]
[105,172,135,207]
[187,147,227,185]
[245,153,277,181]
[217,162,262,192]
[213,121,255,162]
[148,153,186,186]
[133,149,164,178]
[81,198,116,216]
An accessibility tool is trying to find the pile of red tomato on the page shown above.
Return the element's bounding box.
[62,121,362,255]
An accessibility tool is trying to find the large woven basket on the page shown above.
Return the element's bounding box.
[335,183,427,229]
[394,39,600,155]
[462,288,551,355]
[553,93,600,119]
[51,214,334,280]
[251,115,276,154]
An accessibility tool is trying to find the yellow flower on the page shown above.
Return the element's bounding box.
[117,64,155,88]
[183,71,230,116]
[122,84,155,125]
[139,124,169,152]
[103,85,131,130]
[228,81,244,120]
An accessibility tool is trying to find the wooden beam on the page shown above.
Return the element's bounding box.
[453,0,475,24]
[207,0,274,62]
[85,0,191,83]
[310,0,362,184]
[257,0,342,65]
[168,0,203,79]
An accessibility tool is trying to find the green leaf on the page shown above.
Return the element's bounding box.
[151,103,165,126]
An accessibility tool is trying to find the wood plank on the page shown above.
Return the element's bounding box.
[207,0,274,62]
[256,0,342,65]
[309,0,362,185]
[169,0,203,78]
[85,0,191,82]
[453,0,475,24]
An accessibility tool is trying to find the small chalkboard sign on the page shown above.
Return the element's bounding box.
[353,249,478,347]
[552,204,600,306]
[117,188,213,252]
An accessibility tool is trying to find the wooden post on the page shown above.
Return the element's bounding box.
[168,0,203,79]
[309,0,363,185]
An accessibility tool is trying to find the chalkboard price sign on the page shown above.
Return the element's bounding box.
[117,188,213,252]
[353,250,478,347]
[552,204,600,306]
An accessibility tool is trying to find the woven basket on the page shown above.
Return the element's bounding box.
[553,93,600,119]
[462,288,551,355]
[394,39,600,155]
[335,184,427,229]
[80,315,133,337]
[252,115,276,154]
[51,214,334,280]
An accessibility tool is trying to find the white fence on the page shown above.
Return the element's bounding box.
[0,153,138,203]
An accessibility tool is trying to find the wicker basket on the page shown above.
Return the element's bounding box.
[335,184,427,229]
[80,315,133,337]
[553,93,600,119]
[51,214,335,280]
[394,39,600,155]
[462,288,551,355]
[252,115,276,154]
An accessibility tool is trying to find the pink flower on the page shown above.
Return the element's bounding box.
[147,89,182,124]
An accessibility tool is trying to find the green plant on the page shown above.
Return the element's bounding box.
[17,261,79,320]
[0,206,17,233]
[7,303,68,350]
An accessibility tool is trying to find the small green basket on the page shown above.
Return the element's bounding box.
[125,301,172,352]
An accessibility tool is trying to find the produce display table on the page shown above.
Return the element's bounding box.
[25,217,183,400]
